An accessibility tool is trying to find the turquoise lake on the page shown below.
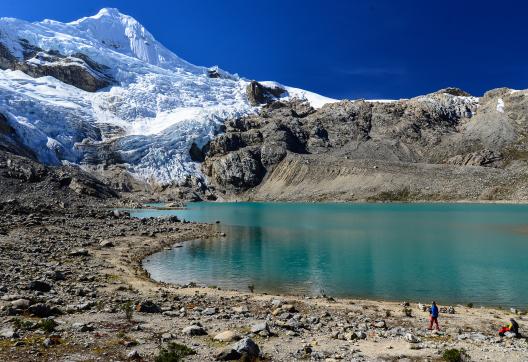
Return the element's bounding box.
[139,202,528,307]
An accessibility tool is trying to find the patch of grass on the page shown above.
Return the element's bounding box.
[38,319,57,333]
[106,274,121,282]
[13,318,35,331]
[442,348,468,362]
[155,342,196,362]
[116,330,127,339]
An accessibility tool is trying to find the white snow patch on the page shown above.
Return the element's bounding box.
[497,98,504,113]
[260,81,338,109]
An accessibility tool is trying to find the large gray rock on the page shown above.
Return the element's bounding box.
[216,337,260,361]
[250,321,269,334]
[10,299,30,309]
[214,330,241,342]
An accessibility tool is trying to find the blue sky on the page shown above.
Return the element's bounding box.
[2,0,527,99]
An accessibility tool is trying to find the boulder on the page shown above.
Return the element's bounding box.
[135,300,161,313]
[28,303,61,318]
[182,325,207,336]
[0,328,18,339]
[214,330,241,342]
[250,321,269,334]
[216,337,260,361]
[202,307,217,316]
[28,280,52,292]
[99,240,114,248]
[10,299,30,309]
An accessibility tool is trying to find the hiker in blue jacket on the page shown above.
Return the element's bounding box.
[428,301,440,330]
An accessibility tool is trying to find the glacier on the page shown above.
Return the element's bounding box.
[0,8,336,184]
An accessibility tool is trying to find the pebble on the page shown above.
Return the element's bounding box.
[405,333,420,343]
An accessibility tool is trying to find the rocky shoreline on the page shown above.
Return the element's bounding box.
[1,199,528,361]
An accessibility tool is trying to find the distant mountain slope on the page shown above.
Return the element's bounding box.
[0,8,335,185]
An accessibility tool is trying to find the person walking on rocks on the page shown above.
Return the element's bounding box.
[428,301,440,330]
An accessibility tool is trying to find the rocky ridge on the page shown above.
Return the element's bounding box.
[201,87,528,201]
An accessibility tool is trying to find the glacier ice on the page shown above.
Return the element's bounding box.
[0,8,336,185]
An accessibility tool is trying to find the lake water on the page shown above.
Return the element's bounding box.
[139,202,528,307]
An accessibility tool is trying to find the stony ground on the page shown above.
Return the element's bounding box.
[1,202,527,361]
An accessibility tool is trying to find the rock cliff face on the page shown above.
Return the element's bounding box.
[202,88,528,201]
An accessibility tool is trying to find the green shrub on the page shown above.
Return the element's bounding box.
[13,318,34,330]
[155,343,196,362]
[466,302,473,308]
[443,348,467,362]
[39,319,57,333]
[121,301,134,321]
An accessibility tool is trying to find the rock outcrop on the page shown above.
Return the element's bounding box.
[246,81,286,106]
[0,38,113,92]
[0,150,117,211]
[201,88,528,201]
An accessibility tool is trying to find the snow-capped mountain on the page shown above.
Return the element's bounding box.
[0,8,336,184]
